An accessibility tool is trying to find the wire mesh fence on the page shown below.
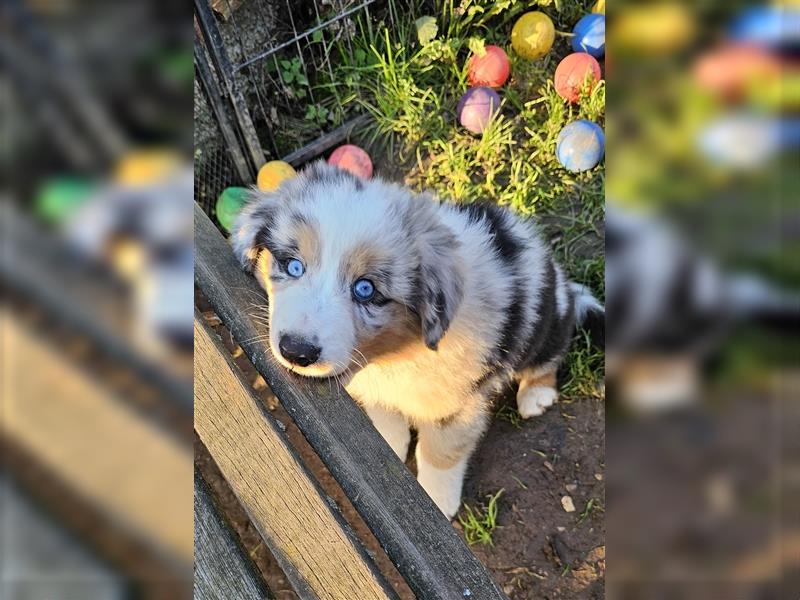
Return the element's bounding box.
[194,0,398,223]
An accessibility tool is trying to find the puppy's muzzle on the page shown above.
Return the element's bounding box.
[278,333,322,367]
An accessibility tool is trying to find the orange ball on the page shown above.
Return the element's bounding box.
[554,53,602,103]
[327,144,373,179]
[467,45,511,88]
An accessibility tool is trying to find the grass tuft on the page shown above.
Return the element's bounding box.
[459,488,505,546]
[327,0,605,396]
[495,403,524,429]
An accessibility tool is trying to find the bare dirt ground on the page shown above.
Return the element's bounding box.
[196,301,605,599]
[464,389,605,599]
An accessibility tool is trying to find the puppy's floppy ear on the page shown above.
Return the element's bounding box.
[230,189,278,273]
[406,196,465,350]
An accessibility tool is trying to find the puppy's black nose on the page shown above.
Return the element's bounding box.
[278,334,321,367]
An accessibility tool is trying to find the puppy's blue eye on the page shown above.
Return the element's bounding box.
[286,258,305,278]
[353,278,375,301]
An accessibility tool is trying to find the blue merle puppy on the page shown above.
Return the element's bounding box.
[232,161,603,517]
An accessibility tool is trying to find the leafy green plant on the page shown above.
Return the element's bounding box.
[304,103,329,123]
[279,58,309,99]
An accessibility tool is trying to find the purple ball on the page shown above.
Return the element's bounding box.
[457,87,501,134]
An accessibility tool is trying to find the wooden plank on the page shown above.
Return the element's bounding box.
[194,202,507,600]
[194,313,396,600]
[281,114,371,168]
[0,204,192,412]
[194,471,273,600]
[1,439,186,597]
[1,474,125,600]
[1,309,193,566]
[194,0,266,170]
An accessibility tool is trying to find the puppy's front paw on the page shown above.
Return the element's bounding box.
[418,474,462,519]
[517,385,558,418]
[416,458,467,520]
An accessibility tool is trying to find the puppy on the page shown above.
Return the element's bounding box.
[606,203,799,412]
[232,161,602,518]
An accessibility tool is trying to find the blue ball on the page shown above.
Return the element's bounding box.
[729,7,799,48]
[572,14,605,57]
[556,120,605,172]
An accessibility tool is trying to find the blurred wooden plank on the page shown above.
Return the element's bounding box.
[0,475,125,600]
[195,314,396,600]
[0,310,193,565]
[194,472,273,600]
[1,437,186,596]
[194,202,507,599]
[0,204,192,411]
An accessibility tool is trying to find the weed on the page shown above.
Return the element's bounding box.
[278,58,309,99]
[561,329,604,400]
[577,497,604,525]
[459,489,505,546]
[495,404,524,429]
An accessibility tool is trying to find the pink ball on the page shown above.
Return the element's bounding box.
[554,53,602,103]
[457,87,501,134]
[467,45,511,88]
[327,144,373,179]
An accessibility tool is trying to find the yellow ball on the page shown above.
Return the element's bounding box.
[115,149,182,185]
[511,12,555,60]
[592,0,605,14]
[257,160,296,191]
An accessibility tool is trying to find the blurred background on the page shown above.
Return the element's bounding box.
[1,1,193,598]
[605,0,798,598]
[3,0,799,598]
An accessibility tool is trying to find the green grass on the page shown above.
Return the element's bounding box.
[318,0,605,395]
[459,488,505,545]
[561,329,604,400]
[495,403,524,428]
[576,497,603,525]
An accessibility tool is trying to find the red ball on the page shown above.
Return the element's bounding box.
[554,52,602,103]
[693,44,779,100]
[327,144,373,179]
[467,45,511,88]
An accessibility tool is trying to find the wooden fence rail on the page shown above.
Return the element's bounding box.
[194,202,507,599]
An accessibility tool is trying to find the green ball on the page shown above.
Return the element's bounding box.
[216,187,250,233]
[35,178,95,224]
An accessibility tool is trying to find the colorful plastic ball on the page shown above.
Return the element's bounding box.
[556,120,605,172]
[257,160,297,191]
[572,14,605,57]
[511,12,555,60]
[693,44,780,100]
[729,7,798,48]
[457,87,501,134]
[614,4,694,56]
[115,149,182,185]
[328,144,373,179]
[554,53,602,103]
[35,178,95,224]
[467,45,511,88]
[216,187,250,233]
